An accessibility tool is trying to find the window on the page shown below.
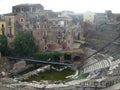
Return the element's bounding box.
[7,27,12,37]
[8,18,11,25]
[45,39,47,43]
[1,24,5,35]
[58,39,61,44]
[22,8,24,11]
[45,46,47,50]
[32,8,36,12]
[9,27,12,35]
[44,31,47,36]
[58,32,61,36]
[20,18,24,22]
[38,32,39,35]
[68,31,70,34]
[68,40,70,43]
[2,24,4,28]
[9,18,11,21]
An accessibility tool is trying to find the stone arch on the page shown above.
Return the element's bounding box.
[64,54,72,60]
[72,53,84,64]
[73,56,81,61]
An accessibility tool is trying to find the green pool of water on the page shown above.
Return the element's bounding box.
[24,68,74,82]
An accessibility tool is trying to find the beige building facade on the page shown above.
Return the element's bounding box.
[4,13,15,43]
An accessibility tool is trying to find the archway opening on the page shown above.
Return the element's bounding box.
[64,54,71,60]
[73,56,81,62]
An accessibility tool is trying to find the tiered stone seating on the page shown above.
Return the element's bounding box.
[83,54,113,73]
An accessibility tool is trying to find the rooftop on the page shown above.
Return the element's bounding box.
[13,4,43,8]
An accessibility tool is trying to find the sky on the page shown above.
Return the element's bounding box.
[0,0,120,14]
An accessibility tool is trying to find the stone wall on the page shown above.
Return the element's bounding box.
[17,65,51,81]
[12,60,27,73]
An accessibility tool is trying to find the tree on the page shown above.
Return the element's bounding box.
[13,31,35,57]
[0,35,8,56]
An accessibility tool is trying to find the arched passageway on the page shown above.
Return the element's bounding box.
[73,56,81,62]
[64,54,72,60]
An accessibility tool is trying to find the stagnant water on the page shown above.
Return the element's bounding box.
[23,68,74,82]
